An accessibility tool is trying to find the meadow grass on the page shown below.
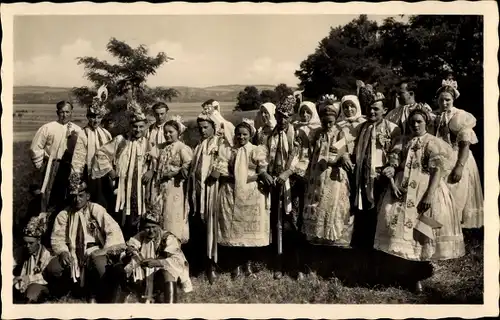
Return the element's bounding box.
[11,118,484,304]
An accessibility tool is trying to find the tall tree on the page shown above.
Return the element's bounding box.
[295,15,395,100]
[71,38,178,136]
[274,83,294,104]
[260,89,278,104]
[236,86,261,111]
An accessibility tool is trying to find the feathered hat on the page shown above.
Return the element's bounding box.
[68,172,88,195]
[128,99,148,124]
[142,200,163,227]
[276,95,296,117]
[88,84,109,116]
[23,212,49,238]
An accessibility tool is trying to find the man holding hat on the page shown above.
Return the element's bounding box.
[91,105,152,239]
[71,85,114,212]
[44,174,125,302]
[13,213,53,303]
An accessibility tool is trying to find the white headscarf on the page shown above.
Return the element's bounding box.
[339,95,363,122]
[257,102,277,129]
[297,101,321,128]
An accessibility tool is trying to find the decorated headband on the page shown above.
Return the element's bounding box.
[318,94,339,105]
[437,79,460,99]
[169,115,187,134]
[238,118,256,137]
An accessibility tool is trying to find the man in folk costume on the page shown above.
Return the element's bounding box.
[385,81,435,136]
[44,174,126,302]
[71,85,114,212]
[187,106,234,284]
[91,104,151,239]
[109,203,193,304]
[13,213,53,303]
[146,102,170,148]
[30,100,82,213]
[265,95,310,280]
[341,92,401,249]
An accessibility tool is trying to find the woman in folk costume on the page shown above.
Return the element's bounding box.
[71,85,114,212]
[201,99,235,145]
[91,104,151,239]
[208,119,271,280]
[253,102,277,146]
[336,95,368,206]
[30,100,82,213]
[337,95,367,153]
[340,92,401,249]
[147,116,192,244]
[111,203,192,304]
[294,101,322,143]
[384,81,435,136]
[13,213,53,303]
[434,80,483,228]
[186,108,235,283]
[374,108,465,293]
[302,104,354,248]
[45,174,125,302]
[265,96,310,280]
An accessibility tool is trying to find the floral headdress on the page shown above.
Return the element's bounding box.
[437,78,460,99]
[68,172,87,195]
[276,95,296,117]
[169,115,187,134]
[23,212,49,238]
[88,84,109,116]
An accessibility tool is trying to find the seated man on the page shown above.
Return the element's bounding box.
[43,173,125,302]
[13,213,53,304]
[110,206,193,304]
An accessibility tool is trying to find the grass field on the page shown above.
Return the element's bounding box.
[10,103,484,304]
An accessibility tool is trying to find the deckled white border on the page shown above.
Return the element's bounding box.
[1,2,498,319]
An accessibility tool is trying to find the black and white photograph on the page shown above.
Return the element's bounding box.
[1,2,498,319]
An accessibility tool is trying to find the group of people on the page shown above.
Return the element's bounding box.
[14,76,483,304]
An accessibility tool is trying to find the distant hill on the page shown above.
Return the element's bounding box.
[13,84,291,104]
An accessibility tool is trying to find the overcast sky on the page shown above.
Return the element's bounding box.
[14,15,406,88]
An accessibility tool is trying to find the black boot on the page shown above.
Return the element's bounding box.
[206,259,217,284]
[231,266,242,280]
[273,254,283,279]
[163,281,177,303]
[244,261,256,278]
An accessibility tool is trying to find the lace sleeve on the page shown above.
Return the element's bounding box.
[213,143,231,175]
[426,136,455,174]
[388,136,404,168]
[252,144,269,173]
[449,110,479,145]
